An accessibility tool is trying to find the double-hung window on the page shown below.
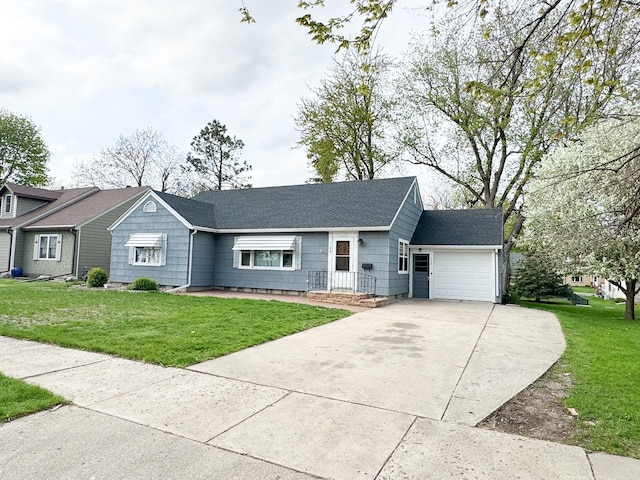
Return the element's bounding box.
[34,234,61,261]
[3,194,11,215]
[125,233,167,266]
[234,236,300,271]
[398,239,409,274]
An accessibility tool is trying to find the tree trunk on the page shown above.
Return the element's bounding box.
[625,279,637,321]
[502,246,512,303]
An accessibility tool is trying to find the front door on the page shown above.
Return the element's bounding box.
[329,233,357,291]
[413,254,430,298]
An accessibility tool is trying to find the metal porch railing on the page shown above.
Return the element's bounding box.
[307,270,377,296]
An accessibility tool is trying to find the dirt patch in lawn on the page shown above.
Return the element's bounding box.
[477,361,578,443]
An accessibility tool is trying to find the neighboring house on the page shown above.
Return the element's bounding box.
[601,280,640,302]
[563,274,602,288]
[109,177,505,303]
[0,183,149,278]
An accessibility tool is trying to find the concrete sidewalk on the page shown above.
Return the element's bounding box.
[1,300,639,479]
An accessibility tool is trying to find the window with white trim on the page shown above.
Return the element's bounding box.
[571,275,583,283]
[34,234,61,261]
[125,233,167,266]
[3,194,11,214]
[398,239,409,274]
[234,236,301,271]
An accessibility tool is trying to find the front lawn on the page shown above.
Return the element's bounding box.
[0,279,351,368]
[522,296,640,458]
[0,373,66,422]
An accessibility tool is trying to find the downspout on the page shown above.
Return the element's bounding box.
[71,228,79,278]
[166,229,197,293]
[495,248,500,304]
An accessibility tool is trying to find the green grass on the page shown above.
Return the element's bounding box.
[0,373,66,422]
[521,295,640,458]
[571,286,597,294]
[0,279,351,368]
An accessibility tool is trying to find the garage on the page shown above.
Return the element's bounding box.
[432,250,496,302]
[409,209,504,303]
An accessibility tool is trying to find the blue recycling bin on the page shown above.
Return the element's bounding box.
[10,267,23,278]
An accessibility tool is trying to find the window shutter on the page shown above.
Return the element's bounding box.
[160,234,167,266]
[33,235,40,261]
[295,236,302,270]
[128,246,135,265]
[232,237,240,268]
[55,235,62,261]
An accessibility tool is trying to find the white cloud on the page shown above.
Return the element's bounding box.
[1,0,435,189]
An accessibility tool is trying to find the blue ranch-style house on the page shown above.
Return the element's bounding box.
[108,177,504,303]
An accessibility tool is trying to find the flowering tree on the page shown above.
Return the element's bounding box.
[524,116,640,320]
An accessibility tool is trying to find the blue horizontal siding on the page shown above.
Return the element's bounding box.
[214,232,328,292]
[109,202,190,287]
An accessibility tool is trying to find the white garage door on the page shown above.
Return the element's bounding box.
[432,251,495,302]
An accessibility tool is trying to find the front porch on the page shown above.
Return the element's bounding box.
[307,270,388,308]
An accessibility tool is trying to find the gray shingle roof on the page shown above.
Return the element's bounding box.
[411,209,503,246]
[154,191,217,229]
[189,177,417,230]
[1,183,60,201]
[24,186,150,229]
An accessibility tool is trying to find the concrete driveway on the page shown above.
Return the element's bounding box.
[1,300,638,479]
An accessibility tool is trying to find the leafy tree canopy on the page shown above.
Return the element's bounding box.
[0,109,50,186]
[295,49,398,182]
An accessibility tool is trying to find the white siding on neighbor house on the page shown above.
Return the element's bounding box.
[602,280,640,302]
[109,201,191,287]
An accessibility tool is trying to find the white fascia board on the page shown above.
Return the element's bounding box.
[410,244,503,250]
[23,225,75,230]
[191,226,217,233]
[213,226,389,234]
[388,177,421,230]
[108,191,194,231]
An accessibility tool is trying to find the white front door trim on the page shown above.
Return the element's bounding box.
[328,231,358,291]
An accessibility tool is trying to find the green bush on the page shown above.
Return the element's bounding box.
[130,277,158,291]
[512,252,570,302]
[86,267,108,288]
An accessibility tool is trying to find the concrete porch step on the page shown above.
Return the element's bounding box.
[307,291,388,308]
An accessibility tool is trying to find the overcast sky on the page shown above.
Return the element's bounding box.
[1,1,435,190]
